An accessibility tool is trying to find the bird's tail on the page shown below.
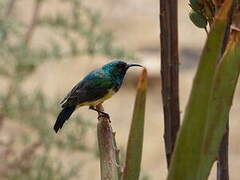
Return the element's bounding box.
[54,105,76,133]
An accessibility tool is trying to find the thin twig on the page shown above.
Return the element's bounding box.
[0,141,41,177]
[217,122,229,180]
[4,0,17,18]
[0,82,15,131]
[23,0,43,46]
[0,113,4,130]
[160,0,180,168]
[204,27,209,35]
[8,141,41,169]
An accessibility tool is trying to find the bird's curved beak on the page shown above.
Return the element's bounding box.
[127,63,143,68]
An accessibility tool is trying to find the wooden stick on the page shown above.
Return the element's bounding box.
[160,0,180,168]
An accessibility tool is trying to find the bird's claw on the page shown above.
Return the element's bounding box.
[89,106,110,121]
[98,112,110,121]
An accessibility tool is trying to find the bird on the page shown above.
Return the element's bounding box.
[53,60,143,133]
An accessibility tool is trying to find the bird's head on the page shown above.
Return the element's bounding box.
[102,60,142,79]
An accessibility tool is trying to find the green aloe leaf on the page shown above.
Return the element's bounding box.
[167,1,232,180]
[122,68,147,180]
[199,31,240,179]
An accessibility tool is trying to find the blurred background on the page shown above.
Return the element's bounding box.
[0,0,240,179]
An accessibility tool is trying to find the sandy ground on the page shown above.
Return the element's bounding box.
[6,0,240,179]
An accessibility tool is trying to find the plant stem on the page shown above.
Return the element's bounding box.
[4,0,16,17]
[24,0,43,46]
[160,0,180,168]
[217,121,229,180]
[96,104,119,180]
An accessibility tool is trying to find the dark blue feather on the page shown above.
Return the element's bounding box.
[54,106,76,133]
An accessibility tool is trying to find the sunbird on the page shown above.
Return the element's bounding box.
[54,60,142,133]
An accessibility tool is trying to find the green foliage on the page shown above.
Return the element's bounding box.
[199,31,240,179]
[189,10,207,28]
[168,1,234,180]
[188,0,218,29]
[38,0,134,59]
[7,150,81,180]
[122,69,147,180]
[188,0,207,29]
[189,0,204,11]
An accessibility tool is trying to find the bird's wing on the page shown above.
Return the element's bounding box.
[61,70,113,108]
[60,82,81,104]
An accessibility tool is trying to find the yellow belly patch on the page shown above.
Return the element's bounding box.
[78,89,116,107]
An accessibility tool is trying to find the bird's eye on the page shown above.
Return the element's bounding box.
[118,63,126,69]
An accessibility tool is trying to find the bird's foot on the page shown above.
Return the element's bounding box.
[98,112,110,120]
[89,106,111,121]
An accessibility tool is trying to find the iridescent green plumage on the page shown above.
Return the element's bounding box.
[54,60,142,133]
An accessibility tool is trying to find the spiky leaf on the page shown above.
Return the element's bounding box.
[122,68,147,180]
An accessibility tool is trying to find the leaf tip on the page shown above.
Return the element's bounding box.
[137,68,148,90]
